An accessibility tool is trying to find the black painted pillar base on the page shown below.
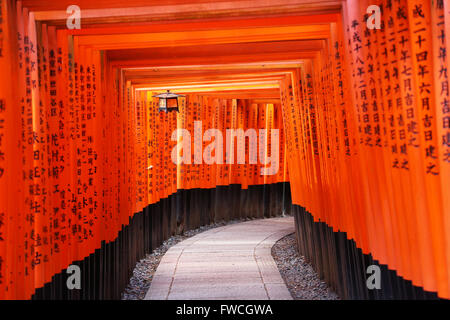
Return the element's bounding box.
[292,205,440,300]
[32,182,291,300]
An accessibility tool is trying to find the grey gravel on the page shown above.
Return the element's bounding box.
[121,218,248,300]
[272,232,339,300]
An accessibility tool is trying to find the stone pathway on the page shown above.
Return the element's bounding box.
[144,217,294,300]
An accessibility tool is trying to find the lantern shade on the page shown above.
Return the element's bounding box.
[152,90,185,113]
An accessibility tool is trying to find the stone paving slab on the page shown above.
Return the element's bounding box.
[171,271,263,284]
[144,216,294,300]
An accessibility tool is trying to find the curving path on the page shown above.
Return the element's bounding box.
[144,217,294,300]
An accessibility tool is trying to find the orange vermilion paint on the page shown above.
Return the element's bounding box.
[0,0,449,300]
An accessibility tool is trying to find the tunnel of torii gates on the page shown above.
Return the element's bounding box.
[0,0,449,300]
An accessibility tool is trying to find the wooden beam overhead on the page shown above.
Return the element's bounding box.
[20,1,337,100]
[25,0,342,12]
[75,24,330,50]
[30,0,342,24]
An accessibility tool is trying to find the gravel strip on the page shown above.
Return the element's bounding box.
[121,218,247,300]
[272,232,339,300]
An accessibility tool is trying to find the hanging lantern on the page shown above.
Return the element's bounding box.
[152,90,184,113]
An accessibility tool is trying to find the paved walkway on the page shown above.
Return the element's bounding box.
[144,216,294,300]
